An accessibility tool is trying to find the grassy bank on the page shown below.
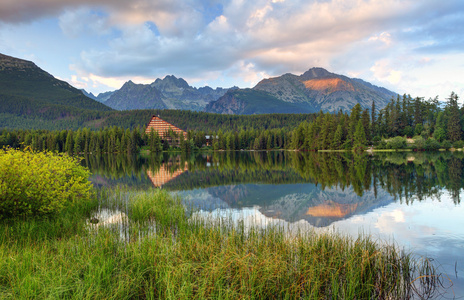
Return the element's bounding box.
[0,188,442,299]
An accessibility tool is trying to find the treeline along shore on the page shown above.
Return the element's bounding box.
[2,92,464,152]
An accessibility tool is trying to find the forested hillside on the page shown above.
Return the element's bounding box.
[0,53,111,111]
[1,107,315,132]
[0,53,112,129]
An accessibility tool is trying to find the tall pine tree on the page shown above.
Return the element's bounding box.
[447,92,462,142]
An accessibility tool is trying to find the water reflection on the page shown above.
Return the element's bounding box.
[83,151,464,220]
[146,160,188,187]
[83,151,464,297]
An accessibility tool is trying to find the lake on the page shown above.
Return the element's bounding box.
[83,150,464,298]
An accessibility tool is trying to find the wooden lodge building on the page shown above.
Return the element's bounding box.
[145,115,187,144]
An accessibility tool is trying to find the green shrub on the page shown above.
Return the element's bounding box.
[403,125,414,138]
[441,140,452,150]
[376,140,387,149]
[414,123,424,136]
[425,138,441,151]
[433,127,446,142]
[387,136,407,150]
[453,140,464,149]
[412,135,426,150]
[372,135,381,145]
[0,149,93,218]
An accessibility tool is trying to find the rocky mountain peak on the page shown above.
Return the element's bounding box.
[300,67,334,80]
[119,80,140,91]
[153,75,190,90]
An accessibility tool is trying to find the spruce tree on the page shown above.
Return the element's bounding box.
[348,104,362,145]
[447,92,462,142]
[73,129,82,154]
[353,119,367,151]
[332,124,343,149]
[65,130,74,154]
[371,101,376,138]
[361,109,371,143]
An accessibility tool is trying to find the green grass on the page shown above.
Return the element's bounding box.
[0,188,444,299]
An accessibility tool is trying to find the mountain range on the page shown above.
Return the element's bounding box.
[91,67,396,114]
[0,52,398,130]
[205,68,397,114]
[87,75,232,111]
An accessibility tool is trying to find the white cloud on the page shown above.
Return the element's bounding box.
[370,60,403,85]
[368,32,392,46]
[59,8,111,38]
[228,61,271,85]
[69,75,87,89]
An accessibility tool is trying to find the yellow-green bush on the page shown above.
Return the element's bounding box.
[0,149,93,218]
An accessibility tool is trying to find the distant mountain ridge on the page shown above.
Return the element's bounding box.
[0,53,110,111]
[2,52,397,120]
[206,67,397,114]
[0,53,113,129]
[98,75,231,111]
[0,53,111,111]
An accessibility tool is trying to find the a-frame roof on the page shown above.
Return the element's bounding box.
[145,115,186,137]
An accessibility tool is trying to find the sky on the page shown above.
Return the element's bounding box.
[0,0,463,101]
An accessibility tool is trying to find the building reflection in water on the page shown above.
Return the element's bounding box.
[146,160,188,188]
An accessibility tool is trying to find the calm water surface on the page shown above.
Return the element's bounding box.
[83,151,464,298]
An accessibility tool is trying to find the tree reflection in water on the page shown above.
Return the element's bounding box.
[83,150,464,225]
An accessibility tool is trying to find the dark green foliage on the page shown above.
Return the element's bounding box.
[148,129,162,153]
[425,138,441,151]
[441,140,452,150]
[1,105,316,133]
[453,140,464,148]
[446,92,462,142]
[353,119,367,151]
[333,124,343,149]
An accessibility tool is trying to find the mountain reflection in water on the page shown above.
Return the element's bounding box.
[83,151,462,226]
[83,151,464,297]
[306,201,359,218]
